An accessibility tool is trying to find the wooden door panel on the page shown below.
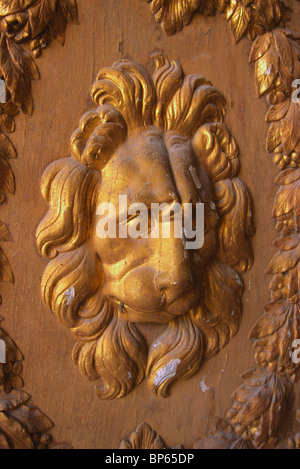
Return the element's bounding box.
[0,0,299,449]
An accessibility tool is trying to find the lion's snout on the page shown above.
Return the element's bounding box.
[114,246,198,316]
[154,265,194,306]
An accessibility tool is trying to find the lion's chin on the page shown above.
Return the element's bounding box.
[113,287,201,324]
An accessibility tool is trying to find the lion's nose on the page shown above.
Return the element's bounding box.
[155,267,194,302]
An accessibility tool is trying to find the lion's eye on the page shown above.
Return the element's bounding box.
[126,213,139,224]
[125,209,153,238]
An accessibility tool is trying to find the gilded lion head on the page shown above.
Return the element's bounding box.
[36,54,255,399]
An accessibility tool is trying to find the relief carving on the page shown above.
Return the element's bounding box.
[0,0,78,115]
[36,54,254,400]
[145,0,290,40]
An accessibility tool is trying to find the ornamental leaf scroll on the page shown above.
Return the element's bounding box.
[0,0,79,115]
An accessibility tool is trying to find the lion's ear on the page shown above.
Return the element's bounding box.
[192,123,239,182]
[70,105,127,171]
[192,122,255,273]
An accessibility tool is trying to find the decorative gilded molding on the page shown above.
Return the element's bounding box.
[0,0,78,450]
[120,422,184,449]
[145,0,290,40]
[36,53,254,401]
[143,0,300,451]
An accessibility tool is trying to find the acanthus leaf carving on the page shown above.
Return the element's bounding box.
[120,422,167,450]
[145,0,290,39]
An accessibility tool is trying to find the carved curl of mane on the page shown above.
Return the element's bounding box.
[36,55,255,399]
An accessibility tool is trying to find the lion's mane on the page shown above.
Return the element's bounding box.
[36,55,254,399]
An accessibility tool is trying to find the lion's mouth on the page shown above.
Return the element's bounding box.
[108,283,201,322]
[163,283,201,313]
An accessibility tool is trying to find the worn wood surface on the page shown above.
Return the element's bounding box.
[1,0,300,449]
